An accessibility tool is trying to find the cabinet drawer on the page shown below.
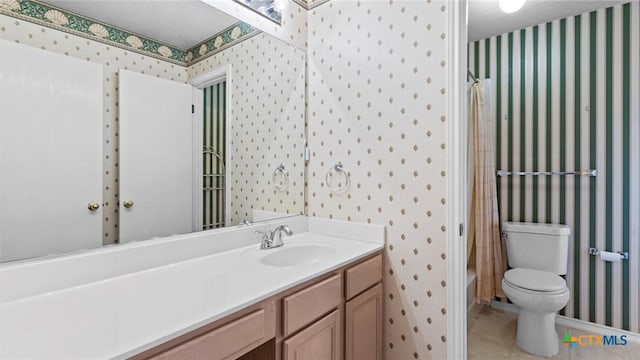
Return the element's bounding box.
[152,304,274,360]
[283,274,342,337]
[345,254,382,300]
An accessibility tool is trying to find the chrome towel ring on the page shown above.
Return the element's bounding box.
[325,162,349,193]
[272,163,289,191]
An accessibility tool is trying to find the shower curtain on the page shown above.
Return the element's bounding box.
[467,79,507,303]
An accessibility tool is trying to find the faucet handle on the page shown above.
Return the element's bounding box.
[255,230,270,241]
[256,230,273,249]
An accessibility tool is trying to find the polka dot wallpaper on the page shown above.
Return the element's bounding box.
[188,33,306,224]
[306,1,451,358]
[0,13,188,244]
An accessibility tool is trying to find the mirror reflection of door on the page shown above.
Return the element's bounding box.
[118,70,194,243]
[119,69,231,242]
[0,39,103,262]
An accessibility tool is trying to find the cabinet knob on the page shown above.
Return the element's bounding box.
[123,200,134,208]
[87,201,100,211]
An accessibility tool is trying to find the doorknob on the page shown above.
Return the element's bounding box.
[87,201,100,211]
[123,200,134,208]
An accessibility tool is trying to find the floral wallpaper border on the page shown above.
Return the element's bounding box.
[186,22,260,65]
[0,0,262,66]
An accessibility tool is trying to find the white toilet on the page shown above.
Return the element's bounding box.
[501,222,571,357]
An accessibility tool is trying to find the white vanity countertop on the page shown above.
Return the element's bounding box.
[0,229,383,359]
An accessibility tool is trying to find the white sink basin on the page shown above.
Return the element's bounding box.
[260,245,336,267]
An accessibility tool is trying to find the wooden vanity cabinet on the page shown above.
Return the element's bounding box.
[282,274,342,337]
[282,310,342,360]
[134,299,276,360]
[344,255,383,360]
[134,252,382,360]
[278,273,344,360]
[345,284,383,360]
[280,252,382,360]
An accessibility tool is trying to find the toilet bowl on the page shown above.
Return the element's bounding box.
[502,268,570,357]
[501,222,571,357]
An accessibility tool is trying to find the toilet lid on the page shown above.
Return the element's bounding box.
[504,268,566,292]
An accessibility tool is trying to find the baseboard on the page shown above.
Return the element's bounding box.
[490,300,640,344]
[467,301,481,332]
[467,300,478,314]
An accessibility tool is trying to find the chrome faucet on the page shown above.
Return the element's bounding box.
[271,225,293,246]
[257,225,293,250]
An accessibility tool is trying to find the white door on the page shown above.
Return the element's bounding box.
[119,70,193,243]
[0,39,103,262]
[192,87,204,232]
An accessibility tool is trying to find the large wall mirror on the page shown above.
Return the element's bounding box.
[0,0,305,262]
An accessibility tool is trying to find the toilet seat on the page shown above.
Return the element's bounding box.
[504,268,567,294]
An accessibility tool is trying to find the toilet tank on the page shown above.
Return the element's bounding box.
[502,222,570,274]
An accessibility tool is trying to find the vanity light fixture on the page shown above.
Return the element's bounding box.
[499,0,526,14]
[233,0,282,24]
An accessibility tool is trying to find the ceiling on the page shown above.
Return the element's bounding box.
[468,0,628,41]
[46,0,238,49]
[40,0,630,48]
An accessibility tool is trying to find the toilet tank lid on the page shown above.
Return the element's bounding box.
[502,222,570,235]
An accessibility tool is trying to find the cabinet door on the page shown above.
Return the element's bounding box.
[345,283,382,360]
[283,310,341,360]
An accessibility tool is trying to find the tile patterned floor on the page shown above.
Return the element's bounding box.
[467,305,640,359]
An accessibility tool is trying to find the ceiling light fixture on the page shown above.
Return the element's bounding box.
[499,0,526,14]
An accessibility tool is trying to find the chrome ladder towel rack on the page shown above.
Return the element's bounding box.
[467,69,479,83]
[496,170,597,177]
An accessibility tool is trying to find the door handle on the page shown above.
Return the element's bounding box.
[123,200,134,208]
[87,201,100,211]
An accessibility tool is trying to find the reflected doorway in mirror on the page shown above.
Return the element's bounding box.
[191,64,233,231]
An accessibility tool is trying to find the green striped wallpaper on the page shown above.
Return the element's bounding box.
[203,82,226,230]
[469,2,639,332]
